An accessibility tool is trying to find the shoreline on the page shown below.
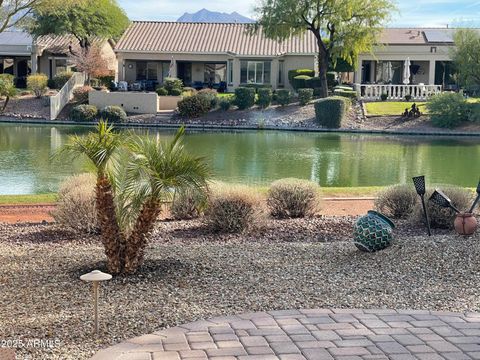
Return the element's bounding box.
[1,115,480,137]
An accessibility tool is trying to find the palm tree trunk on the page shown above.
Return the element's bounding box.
[96,175,124,274]
[124,198,161,274]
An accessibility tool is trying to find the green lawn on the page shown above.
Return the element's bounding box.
[365,101,429,116]
[218,93,235,99]
[0,193,57,205]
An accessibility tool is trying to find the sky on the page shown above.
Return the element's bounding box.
[117,0,480,28]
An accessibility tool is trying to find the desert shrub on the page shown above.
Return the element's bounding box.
[267,178,321,218]
[257,88,272,108]
[182,87,197,97]
[51,173,98,234]
[178,94,211,118]
[427,92,469,128]
[314,96,348,128]
[0,74,16,112]
[313,88,323,97]
[276,89,291,106]
[292,75,311,90]
[417,186,473,229]
[234,87,255,110]
[468,103,480,122]
[204,185,265,233]
[374,184,418,219]
[307,76,323,89]
[405,94,412,101]
[156,87,169,96]
[380,93,388,101]
[198,88,218,109]
[72,85,93,103]
[170,88,183,96]
[98,105,127,123]
[53,71,74,89]
[27,73,48,98]
[47,78,56,89]
[333,88,358,100]
[96,74,115,87]
[163,77,183,95]
[244,83,273,92]
[288,69,315,84]
[171,189,208,220]
[298,88,314,105]
[70,104,98,122]
[219,98,232,111]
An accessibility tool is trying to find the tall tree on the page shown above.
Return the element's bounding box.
[253,0,395,97]
[31,0,129,51]
[0,0,42,33]
[451,29,480,87]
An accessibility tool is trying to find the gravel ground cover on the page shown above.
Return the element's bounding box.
[1,217,479,359]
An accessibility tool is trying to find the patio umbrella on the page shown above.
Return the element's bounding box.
[403,58,411,85]
[383,61,393,83]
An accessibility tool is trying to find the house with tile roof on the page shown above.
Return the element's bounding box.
[0,31,116,88]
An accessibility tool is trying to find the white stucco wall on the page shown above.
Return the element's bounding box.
[89,91,158,114]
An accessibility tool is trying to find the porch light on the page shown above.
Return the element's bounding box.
[80,270,112,335]
[429,189,460,213]
[468,179,480,213]
[412,176,431,236]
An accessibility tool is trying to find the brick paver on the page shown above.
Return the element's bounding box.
[90,310,480,360]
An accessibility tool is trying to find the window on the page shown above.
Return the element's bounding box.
[228,59,233,85]
[204,63,226,84]
[136,61,159,81]
[278,60,284,85]
[240,60,271,84]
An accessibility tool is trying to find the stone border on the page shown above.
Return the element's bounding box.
[91,308,480,360]
[1,115,480,137]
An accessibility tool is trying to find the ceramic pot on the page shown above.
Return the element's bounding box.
[354,210,395,252]
[454,213,477,236]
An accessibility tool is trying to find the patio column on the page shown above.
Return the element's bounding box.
[354,59,362,84]
[369,61,375,83]
[232,58,241,89]
[271,59,279,89]
[428,60,436,85]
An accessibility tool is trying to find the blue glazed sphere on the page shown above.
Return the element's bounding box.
[353,210,395,252]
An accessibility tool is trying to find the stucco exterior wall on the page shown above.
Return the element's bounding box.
[283,55,316,90]
[89,91,158,114]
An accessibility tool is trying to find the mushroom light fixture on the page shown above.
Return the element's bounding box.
[468,179,480,213]
[429,189,460,213]
[412,176,431,236]
[80,270,112,335]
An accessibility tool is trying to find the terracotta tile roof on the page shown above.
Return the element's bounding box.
[37,35,106,54]
[115,21,317,56]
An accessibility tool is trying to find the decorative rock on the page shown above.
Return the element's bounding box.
[353,210,395,252]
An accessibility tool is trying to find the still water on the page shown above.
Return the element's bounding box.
[0,123,479,195]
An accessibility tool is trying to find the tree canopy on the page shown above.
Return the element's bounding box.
[31,0,129,49]
[0,0,43,33]
[253,0,395,97]
[452,29,480,87]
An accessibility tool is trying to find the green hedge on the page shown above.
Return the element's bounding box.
[178,94,211,118]
[298,88,314,106]
[288,69,315,83]
[234,87,255,110]
[314,96,348,128]
[243,83,273,92]
[427,92,469,128]
[333,88,357,100]
[292,75,311,90]
[98,106,127,123]
[257,88,272,108]
[70,104,98,122]
[276,89,291,106]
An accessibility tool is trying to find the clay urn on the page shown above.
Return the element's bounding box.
[454,213,478,236]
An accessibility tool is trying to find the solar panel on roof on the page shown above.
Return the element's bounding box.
[424,30,454,43]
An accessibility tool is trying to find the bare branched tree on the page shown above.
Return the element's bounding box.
[0,0,42,33]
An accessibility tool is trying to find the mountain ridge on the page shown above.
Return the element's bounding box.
[177,8,254,23]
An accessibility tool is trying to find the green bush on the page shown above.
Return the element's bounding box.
[468,102,480,122]
[244,83,273,92]
[333,89,358,100]
[47,78,56,89]
[380,93,388,101]
[257,88,272,108]
[276,89,291,106]
[288,69,315,84]
[326,72,337,88]
[427,92,469,128]
[405,94,412,101]
[96,74,115,87]
[298,88,314,105]
[178,94,211,118]
[27,73,48,98]
[182,87,197,97]
[307,76,323,89]
[374,184,418,219]
[219,98,232,111]
[170,88,183,96]
[98,105,127,123]
[198,88,218,109]
[72,85,93,103]
[292,75,311,90]
[70,104,98,122]
[156,87,168,96]
[171,189,208,220]
[314,96,348,128]
[163,77,183,95]
[204,185,265,233]
[416,187,473,229]
[234,87,255,110]
[267,178,321,218]
[53,71,74,89]
[313,88,323,97]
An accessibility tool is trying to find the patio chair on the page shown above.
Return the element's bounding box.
[118,81,128,92]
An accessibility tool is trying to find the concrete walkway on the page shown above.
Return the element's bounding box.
[91,309,480,360]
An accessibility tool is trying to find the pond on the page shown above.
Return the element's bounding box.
[0,123,479,195]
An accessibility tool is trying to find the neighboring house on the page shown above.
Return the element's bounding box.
[114,21,317,91]
[0,31,116,88]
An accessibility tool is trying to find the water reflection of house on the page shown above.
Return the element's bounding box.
[0,31,116,88]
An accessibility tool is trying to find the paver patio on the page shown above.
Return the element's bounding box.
[91,309,480,360]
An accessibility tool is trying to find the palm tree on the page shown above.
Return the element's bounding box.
[120,127,210,274]
[58,120,125,274]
